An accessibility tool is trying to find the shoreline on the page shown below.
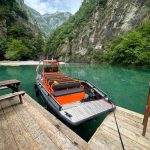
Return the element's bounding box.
[0,61,66,66]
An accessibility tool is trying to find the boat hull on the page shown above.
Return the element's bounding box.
[35,79,115,126]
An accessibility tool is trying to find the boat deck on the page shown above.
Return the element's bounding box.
[0,93,87,150]
[60,99,115,125]
[88,106,150,150]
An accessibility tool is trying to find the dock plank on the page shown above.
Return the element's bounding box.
[101,125,149,150]
[103,115,150,142]
[9,98,59,150]
[88,106,150,150]
[89,128,122,150]
[116,107,150,128]
[0,104,19,150]
[0,92,87,150]
[9,94,86,149]
[0,99,39,150]
[23,94,87,150]
[22,100,73,149]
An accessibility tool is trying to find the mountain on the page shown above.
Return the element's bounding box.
[25,5,71,36]
[46,0,150,66]
[0,0,44,60]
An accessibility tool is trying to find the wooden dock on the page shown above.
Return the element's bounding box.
[0,93,150,150]
[0,93,87,150]
[88,106,150,150]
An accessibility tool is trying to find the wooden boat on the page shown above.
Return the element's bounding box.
[35,60,115,125]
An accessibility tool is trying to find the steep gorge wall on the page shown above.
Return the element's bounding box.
[53,0,150,62]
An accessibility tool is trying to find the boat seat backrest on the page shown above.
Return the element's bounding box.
[52,82,80,90]
[53,88,84,97]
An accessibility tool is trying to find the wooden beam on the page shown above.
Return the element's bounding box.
[143,89,150,136]
[0,91,25,103]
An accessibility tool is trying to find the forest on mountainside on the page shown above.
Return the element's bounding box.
[0,0,44,60]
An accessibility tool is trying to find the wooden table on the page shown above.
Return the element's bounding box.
[0,79,21,92]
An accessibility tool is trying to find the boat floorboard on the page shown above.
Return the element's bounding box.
[60,99,115,124]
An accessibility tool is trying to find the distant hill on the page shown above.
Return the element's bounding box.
[25,5,72,36]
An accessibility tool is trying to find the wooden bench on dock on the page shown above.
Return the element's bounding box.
[0,79,25,104]
[0,91,25,104]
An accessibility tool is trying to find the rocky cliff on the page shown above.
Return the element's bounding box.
[46,0,150,62]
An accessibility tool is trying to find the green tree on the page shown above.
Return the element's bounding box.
[32,33,45,59]
[5,39,31,60]
[8,22,33,39]
[0,38,7,59]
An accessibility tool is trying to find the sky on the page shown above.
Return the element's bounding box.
[24,0,83,15]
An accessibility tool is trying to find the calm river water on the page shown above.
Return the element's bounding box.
[0,64,150,141]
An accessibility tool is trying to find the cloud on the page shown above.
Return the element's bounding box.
[24,0,82,15]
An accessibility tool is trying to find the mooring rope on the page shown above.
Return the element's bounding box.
[113,110,125,150]
[108,100,125,150]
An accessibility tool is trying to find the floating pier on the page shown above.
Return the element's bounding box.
[0,93,150,150]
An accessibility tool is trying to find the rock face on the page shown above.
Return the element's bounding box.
[50,0,150,62]
[25,5,71,36]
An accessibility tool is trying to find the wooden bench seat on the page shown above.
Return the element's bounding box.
[0,86,8,90]
[0,91,25,104]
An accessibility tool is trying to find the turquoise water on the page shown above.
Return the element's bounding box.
[0,64,150,141]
